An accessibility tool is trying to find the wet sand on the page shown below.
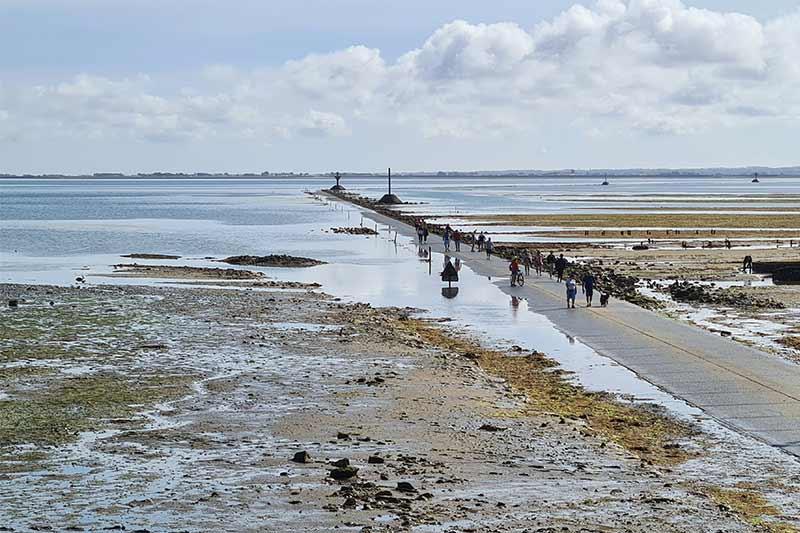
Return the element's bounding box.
[100,263,321,289]
[2,282,800,531]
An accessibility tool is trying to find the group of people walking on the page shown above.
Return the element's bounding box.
[511,250,597,307]
[565,271,598,309]
[414,220,430,244]
[441,225,465,252]
[421,220,604,309]
[439,226,495,259]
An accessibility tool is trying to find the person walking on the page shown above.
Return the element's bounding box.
[485,238,494,260]
[423,223,429,243]
[582,271,596,307]
[555,254,568,283]
[533,250,543,276]
[477,232,485,251]
[545,251,556,279]
[453,230,461,252]
[566,276,578,308]
[522,249,531,276]
[416,222,424,244]
[470,230,477,252]
[743,255,753,274]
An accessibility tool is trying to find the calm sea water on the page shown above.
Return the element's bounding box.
[1,175,798,278]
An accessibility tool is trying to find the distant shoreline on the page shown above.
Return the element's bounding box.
[3,171,800,180]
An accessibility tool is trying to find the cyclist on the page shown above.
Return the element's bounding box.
[509,257,522,286]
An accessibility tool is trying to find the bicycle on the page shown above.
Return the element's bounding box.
[511,271,525,287]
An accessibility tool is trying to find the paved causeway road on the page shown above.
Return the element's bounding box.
[353,202,800,458]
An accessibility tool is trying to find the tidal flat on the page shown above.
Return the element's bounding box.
[2,282,800,531]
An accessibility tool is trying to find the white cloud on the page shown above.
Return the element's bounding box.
[295,109,351,138]
[399,20,535,80]
[3,0,800,144]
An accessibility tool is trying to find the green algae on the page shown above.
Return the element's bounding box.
[0,294,194,452]
[0,373,192,447]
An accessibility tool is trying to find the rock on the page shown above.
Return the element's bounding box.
[121,253,182,260]
[331,227,378,236]
[138,343,168,350]
[7,299,18,308]
[478,424,507,432]
[396,481,417,493]
[331,458,350,468]
[342,497,357,508]
[329,466,359,480]
[220,255,326,268]
[337,432,351,440]
[367,455,385,464]
[666,280,784,309]
[291,451,311,463]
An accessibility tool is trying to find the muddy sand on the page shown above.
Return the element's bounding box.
[100,264,322,290]
[106,263,267,280]
[2,282,800,531]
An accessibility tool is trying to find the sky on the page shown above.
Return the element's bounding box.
[1,0,799,174]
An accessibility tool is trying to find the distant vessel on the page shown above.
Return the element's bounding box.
[601,176,610,186]
[751,172,760,183]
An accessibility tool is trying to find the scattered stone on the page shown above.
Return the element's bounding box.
[331,458,350,468]
[329,466,359,480]
[337,432,351,440]
[291,451,312,463]
[342,497,357,508]
[666,281,785,309]
[478,424,507,432]
[396,481,417,493]
[7,299,18,308]
[367,455,385,464]
[138,343,168,350]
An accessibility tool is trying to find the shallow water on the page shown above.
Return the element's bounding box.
[3,176,800,257]
[1,178,714,419]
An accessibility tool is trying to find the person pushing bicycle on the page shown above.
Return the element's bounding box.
[509,257,523,287]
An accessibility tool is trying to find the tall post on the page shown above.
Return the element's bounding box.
[377,166,401,204]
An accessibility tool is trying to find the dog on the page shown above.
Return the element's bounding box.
[599,293,610,307]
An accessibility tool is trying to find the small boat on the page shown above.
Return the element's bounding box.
[751,173,760,183]
[601,177,610,186]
